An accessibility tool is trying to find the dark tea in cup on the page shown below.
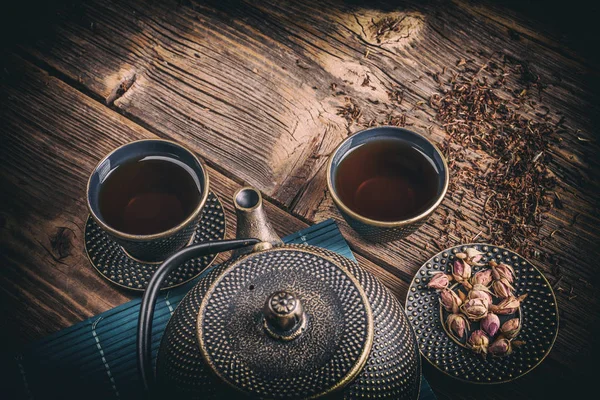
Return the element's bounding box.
[327,126,448,243]
[87,139,209,262]
[334,139,439,222]
[98,157,202,235]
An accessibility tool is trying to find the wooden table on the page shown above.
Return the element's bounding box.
[1,1,598,398]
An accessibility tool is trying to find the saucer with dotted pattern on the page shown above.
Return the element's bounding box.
[405,243,558,384]
[84,191,226,291]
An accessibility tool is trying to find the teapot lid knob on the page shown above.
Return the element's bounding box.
[263,291,306,341]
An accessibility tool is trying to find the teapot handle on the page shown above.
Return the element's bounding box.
[137,238,260,394]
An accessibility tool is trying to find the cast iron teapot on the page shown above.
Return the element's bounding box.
[138,187,421,399]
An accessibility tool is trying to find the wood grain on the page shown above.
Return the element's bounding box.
[0,54,405,343]
[1,0,599,398]
[17,0,353,207]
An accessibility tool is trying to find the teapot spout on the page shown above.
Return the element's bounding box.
[233,187,283,257]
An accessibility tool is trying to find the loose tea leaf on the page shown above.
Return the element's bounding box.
[429,53,559,259]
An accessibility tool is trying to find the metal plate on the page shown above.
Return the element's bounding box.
[84,191,226,291]
[405,243,558,384]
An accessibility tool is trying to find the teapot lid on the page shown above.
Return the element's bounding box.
[197,247,374,398]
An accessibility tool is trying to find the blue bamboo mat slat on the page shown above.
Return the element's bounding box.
[7,219,435,400]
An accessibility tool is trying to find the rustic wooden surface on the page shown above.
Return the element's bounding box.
[1,0,598,399]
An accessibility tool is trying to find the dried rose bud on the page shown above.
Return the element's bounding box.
[461,298,488,321]
[471,255,483,265]
[465,248,485,265]
[500,318,520,339]
[468,283,493,306]
[452,259,469,279]
[440,288,462,313]
[490,261,515,283]
[471,269,493,286]
[491,277,514,298]
[467,330,489,357]
[489,260,499,277]
[452,259,472,288]
[481,312,500,337]
[490,294,527,315]
[427,272,451,290]
[446,313,470,339]
[496,263,515,283]
[488,337,512,357]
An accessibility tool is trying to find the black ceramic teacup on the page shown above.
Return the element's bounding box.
[327,126,449,243]
[87,139,209,262]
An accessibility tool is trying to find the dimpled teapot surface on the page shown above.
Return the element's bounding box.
[141,188,421,399]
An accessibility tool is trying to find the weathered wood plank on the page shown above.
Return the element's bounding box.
[23,0,596,209]
[18,0,351,207]
[0,55,407,347]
